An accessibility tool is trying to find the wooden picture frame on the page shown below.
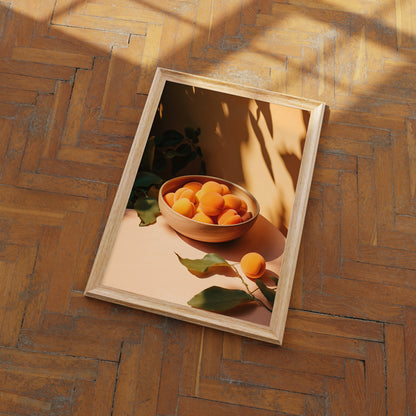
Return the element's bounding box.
[84,68,325,345]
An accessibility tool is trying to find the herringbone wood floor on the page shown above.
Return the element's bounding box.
[0,0,415,414]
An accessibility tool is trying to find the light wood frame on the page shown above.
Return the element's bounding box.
[84,68,325,345]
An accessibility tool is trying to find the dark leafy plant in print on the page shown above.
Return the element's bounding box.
[127,127,206,226]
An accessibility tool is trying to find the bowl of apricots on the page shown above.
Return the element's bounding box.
[158,175,260,243]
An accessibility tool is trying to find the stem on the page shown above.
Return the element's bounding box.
[231,264,252,294]
[255,298,273,312]
[231,264,272,312]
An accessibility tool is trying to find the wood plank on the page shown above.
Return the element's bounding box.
[340,171,358,259]
[0,246,37,346]
[385,324,407,416]
[342,259,416,288]
[132,325,164,415]
[221,359,326,395]
[179,324,204,396]
[365,342,386,415]
[198,378,305,415]
[243,341,345,377]
[322,185,341,276]
[304,291,404,324]
[345,359,365,416]
[302,198,322,292]
[45,211,85,314]
[112,341,141,415]
[156,320,185,415]
[404,308,416,415]
[286,309,383,341]
[357,157,377,245]
[177,396,283,416]
[11,47,93,69]
[322,275,416,307]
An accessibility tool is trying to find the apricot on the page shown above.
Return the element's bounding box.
[238,199,248,215]
[218,209,242,225]
[240,252,266,279]
[240,211,253,222]
[201,180,223,195]
[223,194,242,211]
[163,192,175,207]
[183,181,203,193]
[192,212,214,224]
[195,189,203,203]
[174,187,196,204]
[172,198,195,218]
[225,215,242,225]
[199,192,225,216]
[218,209,237,225]
[220,184,230,195]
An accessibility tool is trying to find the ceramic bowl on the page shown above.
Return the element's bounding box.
[158,175,260,243]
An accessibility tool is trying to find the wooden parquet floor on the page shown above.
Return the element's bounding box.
[0,0,415,414]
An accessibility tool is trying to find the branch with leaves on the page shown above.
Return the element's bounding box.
[176,253,278,313]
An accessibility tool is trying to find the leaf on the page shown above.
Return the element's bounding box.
[172,151,198,175]
[176,253,230,273]
[164,148,188,159]
[134,195,160,226]
[255,280,276,304]
[152,155,167,173]
[269,276,279,285]
[133,171,163,188]
[147,184,160,200]
[184,126,201,143]
[175,143,192,156]
[154,130,184,147]
[188,286,254,312]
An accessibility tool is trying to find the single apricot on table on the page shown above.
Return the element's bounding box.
[240,252,266,279]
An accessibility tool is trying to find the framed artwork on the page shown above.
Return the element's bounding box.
[84,68,325,345]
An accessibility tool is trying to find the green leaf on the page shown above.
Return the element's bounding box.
[155,130,184,147]
[176,253,230,273]
[172,151,198,175]
[134,195,160,226]
[270,276,279,285]
[184,126,200,142]
[188,286,254,312]
[255,280,276,304]
[164,149,187,159]
[133,171,163,188]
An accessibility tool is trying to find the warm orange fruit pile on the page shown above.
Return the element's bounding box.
[163,180,253,225]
